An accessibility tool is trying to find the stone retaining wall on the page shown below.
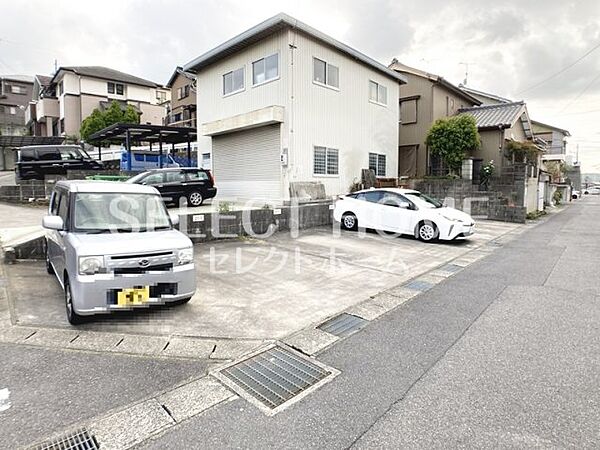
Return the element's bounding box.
[412,165,529,223]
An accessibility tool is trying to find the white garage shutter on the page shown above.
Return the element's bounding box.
[212,124,282,202]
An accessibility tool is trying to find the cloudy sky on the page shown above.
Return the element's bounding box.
[2,0,600,173]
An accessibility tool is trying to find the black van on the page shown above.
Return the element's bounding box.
[16,145,103,181]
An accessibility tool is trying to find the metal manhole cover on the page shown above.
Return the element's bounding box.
[215,344,339,414]
[441,263,462,273]
[318,313,367,338]
[405,279,434,291]
[31,428,99,450]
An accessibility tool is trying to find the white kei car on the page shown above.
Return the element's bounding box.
[333,188,475,242]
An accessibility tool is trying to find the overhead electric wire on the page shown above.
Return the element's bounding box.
[516,40,600,95]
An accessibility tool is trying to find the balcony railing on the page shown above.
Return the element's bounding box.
[165,116,196,128]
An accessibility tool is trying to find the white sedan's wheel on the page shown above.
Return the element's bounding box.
[341,213,357,231]
[418,222,437,242]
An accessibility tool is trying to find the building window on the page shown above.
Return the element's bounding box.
[57,81,63,96]
[400,98,417,124]
[313,58,339,89]
[9,106,16,115]
[369,81,387,105]
[11,85,24,94]
[314,146,339,175]
[223,67,244,96]
[253,53,279,85]
[177,85,190,100]
[107,82,124,95]
[369,152,386,177]
[156,90,167,102]
[60,118,64,134]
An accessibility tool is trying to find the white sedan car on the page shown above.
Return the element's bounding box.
[333,188,475,242]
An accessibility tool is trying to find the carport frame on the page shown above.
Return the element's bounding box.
[87,123,197,170]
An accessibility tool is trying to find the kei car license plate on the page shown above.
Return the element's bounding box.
[117,286,150,306]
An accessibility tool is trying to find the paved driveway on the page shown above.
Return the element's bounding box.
[7,220,519,340]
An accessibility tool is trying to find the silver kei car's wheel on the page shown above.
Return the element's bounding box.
[418,222,437,242]
[64,276,84,325]
[341,213,357,231]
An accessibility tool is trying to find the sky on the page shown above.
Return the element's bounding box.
[2,0,600,173]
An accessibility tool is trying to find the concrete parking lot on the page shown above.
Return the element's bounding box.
[7,220,520,341]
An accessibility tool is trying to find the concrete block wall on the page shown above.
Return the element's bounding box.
[182,202,334,243]
[0,181,48,203]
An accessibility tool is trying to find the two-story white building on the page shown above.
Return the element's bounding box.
[27,66,169,138]
[183,13,406,202]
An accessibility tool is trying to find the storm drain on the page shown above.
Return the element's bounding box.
[440,263,462,273]
[405,279,434,291]
[318,313,368,338]
[218,345,336,413]
[32,428,99,450]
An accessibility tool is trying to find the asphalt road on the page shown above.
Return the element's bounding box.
[0,344,208,450]
[138,197,600,449]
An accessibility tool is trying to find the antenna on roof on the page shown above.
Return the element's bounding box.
[459,62,475,85]
[53,59,58,74]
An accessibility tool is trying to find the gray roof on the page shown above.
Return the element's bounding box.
[458,102,525,129]
[389,60,481,105]
[183,13,406,84]
[35,74,52,86]
[52,66,159,88]
[0,74,34,84]
[458,86,512,104]
[531,120,571,137]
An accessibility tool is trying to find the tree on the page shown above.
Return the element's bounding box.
[425,114,480,173]
[80,109,106,142]
[79,100,140,143]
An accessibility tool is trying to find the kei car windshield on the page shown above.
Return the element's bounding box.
[404,192,443,209]
[73,193,171,233]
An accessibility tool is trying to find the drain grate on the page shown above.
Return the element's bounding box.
[32,428,99,450]
[440,263,462,273]
[218,345,335,412]
[318,313,367,338]
[405,279,434,291]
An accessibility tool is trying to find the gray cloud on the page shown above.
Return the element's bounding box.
[2,0,600,169]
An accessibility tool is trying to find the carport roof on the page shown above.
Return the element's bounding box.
[183,13,407,84]
[87,123,197,145]
[0,135,64,148]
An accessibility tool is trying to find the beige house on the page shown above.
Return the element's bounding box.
[165,67,196,128]
[459,101,542,212]
[388,60,481,178]
[183,13,406,202]
[26,66,168,138]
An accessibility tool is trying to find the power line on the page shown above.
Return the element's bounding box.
[516,40,600,95]
[558,72,600,113]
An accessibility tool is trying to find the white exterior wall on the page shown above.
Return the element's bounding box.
[195,27,399,199]
[196,30,289,152]
[61,72,80,95]
[287,30,399,195]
